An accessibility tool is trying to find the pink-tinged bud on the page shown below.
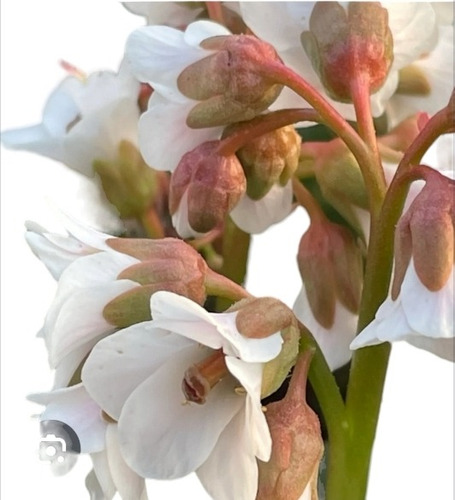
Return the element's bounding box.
[392,171,454,298]
[257,351,324,500]
[379,113,427,153]
[301,2,393,102]
[178,35,283,128]
[229,298,299,398]
[298,219,364,329]
[103,237,208,327]
[93,140,158,219]
[227,125,301,200]
[169,141,246,234]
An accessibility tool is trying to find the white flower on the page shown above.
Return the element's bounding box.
[82,291,283,500]
[25,215,114,280]
[125,21,229,172]
[351,260,454,361]
[1,62,140,176]
[239,2,443,122]
[29,384,147,499]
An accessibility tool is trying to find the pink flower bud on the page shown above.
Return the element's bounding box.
[298,219,364,329]
[257,351,324,499]
[228,125,301,200]
[301,2,393,102]
[169,141,246,236]
[178,35,283,127]
[393,170,454,298]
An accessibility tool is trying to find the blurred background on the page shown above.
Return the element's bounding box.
[1,1,453,499]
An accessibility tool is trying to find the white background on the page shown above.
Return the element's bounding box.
[1,2,453,499]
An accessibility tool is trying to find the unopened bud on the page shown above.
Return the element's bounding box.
[396,64,431,97]
[93,140,158,219]
[298,219,363,329]
[169,141,246,235]
[257,351,323,500]
[178,35,283,128]
[301,2,393,102]
[379,113,428,153]
[228,125,301,200]
[393,171,454,298]
[313,138,369,237]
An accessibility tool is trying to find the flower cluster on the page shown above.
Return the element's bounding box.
[2,2,453,500]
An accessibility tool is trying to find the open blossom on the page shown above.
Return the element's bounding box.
[82,291,284,500]
[123,2,204,28]
[29,384,148,499]
[352,171,454,360]
[1,61,140,176]
[239,2,446,122]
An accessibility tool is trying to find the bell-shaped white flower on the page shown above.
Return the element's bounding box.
[1,62,140,176]
[125,21,229,171]
[351,260,454,361]
[239,2,442,121]
[82,291,283,500]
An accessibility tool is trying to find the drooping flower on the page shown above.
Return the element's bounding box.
[239,2,446,123]
[351,170,454,360]
[82,291,285,500]
[2,61,140,177]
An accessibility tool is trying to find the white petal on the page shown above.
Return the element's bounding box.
[139,93,222,171]
[82,323,193,420]
[125,26,207,101]
[294,287,357,369]
[1,124,64,160]
[225,357,272,461]
[29,384,106,453]
[183,20,231,45]
[85,466,113,500]
[385,2,437,70]
[124,2,203,27]
[406,335,455,362]
[240,2,313,51]
[105,424,148,500]
[197,405,259,500]
[118,346,244,479]
[230,181,293,234]
[48,280,139,367]
[151,291,283,362]
[91,451,117,500]
[400,261,454,339]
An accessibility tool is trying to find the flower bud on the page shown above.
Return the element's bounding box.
[392,171,454,299]
[298,218,364,329]
[257,351,324,500]
[169,141,246,236]
[178,35,283,128]
[301,2,393,102]
[228,297,299,398]
[227,125,301,200]
[93,140,158,219]
[379,113,428,153]
[103,237,208,327]
[312,138,369,237]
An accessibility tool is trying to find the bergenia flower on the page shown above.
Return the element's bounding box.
[29,385,147,499]
[1,61,140,176]
[125,20,230,172]
[239,2,444,122]
[352,170,454,361]
[82,291,284,500]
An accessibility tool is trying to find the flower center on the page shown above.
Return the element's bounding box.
[182,349,228,404]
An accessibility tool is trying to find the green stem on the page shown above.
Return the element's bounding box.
[215,218,251,311]
[217,108,321,156]
[262,62,386,216]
